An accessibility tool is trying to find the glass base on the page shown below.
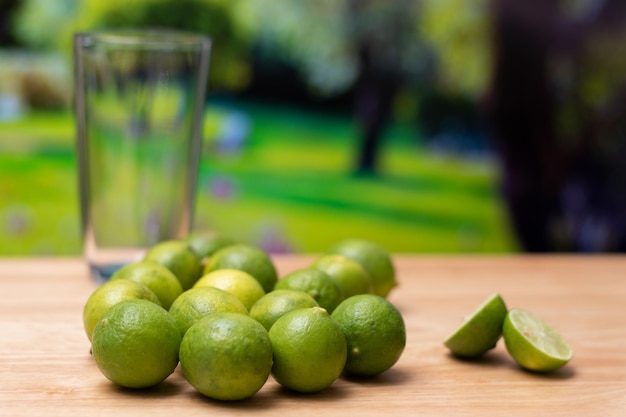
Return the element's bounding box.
[89,263,127,284]
[84,246,147,284]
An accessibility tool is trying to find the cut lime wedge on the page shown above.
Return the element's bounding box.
[503,308,573,372]
[444,293,507,358]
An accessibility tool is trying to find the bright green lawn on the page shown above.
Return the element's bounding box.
[0,102,517,255]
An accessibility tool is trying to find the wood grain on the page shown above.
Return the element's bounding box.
[1,255,625,416]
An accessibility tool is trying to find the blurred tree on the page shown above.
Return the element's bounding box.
[236,0,423,174]
[0,0,22,47]
[346,0,419,174]
[487,0,626,252]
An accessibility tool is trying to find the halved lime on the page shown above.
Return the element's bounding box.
[444,293,507,358]
[503,308,573,372]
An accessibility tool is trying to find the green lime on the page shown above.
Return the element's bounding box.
[185,230,236,260]
[503,308,573,372]
[269,307,347,393]
[444,293,507,358]
[203,244,278,293]
[312,254,372,298]
[143,240,202,290]
[82,279,161,341]
[249,289,319,331]
[168,286,248,335]
[110,261,183,310]
[91,299,181,388]
[180,312,273,401]
[331,294,406,377]
[330,239,397,298]
[194,269,265,311]
[274,268,343,313]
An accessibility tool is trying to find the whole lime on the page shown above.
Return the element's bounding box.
[185,231,236,260]
[180,312,273,401]
[82,279,161,341]
[249,289,319,331]
[330,239,396,298]
[203,244,278,293]
[274,268,343,313]
[168,286,248,335]
[312,254,372,298]
[331,294,406,377]
[269,307,347,393]
[110,261,183,309]
[91,299,181,388]
[194,269,265,311]
[143,240,202,290]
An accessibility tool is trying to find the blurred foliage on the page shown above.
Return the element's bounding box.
[578,30,626,108]
[234,0,358,96]
[418,0,492,96]
[10,0,494,100]
[12,0,623,107]
[10,0,77,50]
[233,0,491,98]
[13,0,253,92]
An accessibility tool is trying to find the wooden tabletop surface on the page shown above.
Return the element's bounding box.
[1,255,625,416]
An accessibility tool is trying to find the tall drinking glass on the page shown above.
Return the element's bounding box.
[74,29,211,282]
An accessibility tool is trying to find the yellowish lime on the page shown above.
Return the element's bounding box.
[169,286,248,335]
[444,293,507,358]
[185,230,236,260]
[312,254,372,298]
[274,267,343,313]
[110,261,183,310]
[249,289,319,331]
[82,279,161,341]
[269,306,347,393]
[503,308,573,372]
[330,239,397,298]
[180,312,273,401]
[143,240,202,290]
[91,299,181,388]
[194,269,265,311]
[203,244,277,293]
[331,294,406,377]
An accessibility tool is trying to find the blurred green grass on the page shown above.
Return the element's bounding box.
[0,102,517,255]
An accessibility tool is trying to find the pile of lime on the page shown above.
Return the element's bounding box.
[443,293,574,373]
[83,235,405,401]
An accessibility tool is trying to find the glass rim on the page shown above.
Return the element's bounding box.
[75,28,211,49]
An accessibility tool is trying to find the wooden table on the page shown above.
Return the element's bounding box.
[1,256,625,416]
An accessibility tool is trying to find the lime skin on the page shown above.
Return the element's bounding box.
[91,299,181,389]
[331,294,406,377]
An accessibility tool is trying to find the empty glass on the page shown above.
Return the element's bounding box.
[74,29,211,282]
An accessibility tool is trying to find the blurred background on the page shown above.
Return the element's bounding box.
[2,0,626,256]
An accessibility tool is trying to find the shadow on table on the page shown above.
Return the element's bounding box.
[446,351,576,380]
[340,366,412,386]
[187,379,351,410]
[109,379,185,398]
[184,367,412,410]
